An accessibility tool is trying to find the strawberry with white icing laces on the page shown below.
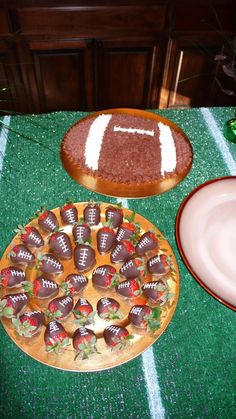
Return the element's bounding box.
[115,278,142,298]
[15,225,44,248]
[0,266,26,288]
[128,305,161,332]
[74,243,96,272]
[147,254,172,276]
[45,295,74,320]
[97,222,116,254]
[73,327,98,360]
[142,280,174,305]
[111,240,135,264]
[103,325,133,350]
[73,298,96,326]
[48,231,72,260]
[37,209,59,233]
[72,220,91,243]
[120,257,146,279]
[12,310,44,337]
[44,320,70,353]
[92,265,120,289]
[135,231,158,255]
[8,244,35,265]
[23,276,59,299]
[97,297,122,320]
[105,204,123,228]
[83,202,101,226]
[60,273,88,296]
[116,213,140,243]
[60,202,78,225]
[0,292,29,318]
[36,253,64,275]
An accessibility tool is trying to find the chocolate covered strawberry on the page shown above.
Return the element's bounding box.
[115,278,142,298]
[74,243,96,272]
[83,202,101,226]
[48,231,72,260]
[92,265,120,289]
[135,231,158,255]
[73,298,96,326]
[120,257,146,279]
[142,280,174,305]
[103,325,133,349]
[73,327,98,360]
[60,202,78,225]
[12,310,44,337]
[60,273,88,296]
[15,225,44,248]
[0,266,25,288]
[72,221,91,243]
[147,254,171,276]
[111,240,135,264]
[25,276,59,299]
[116,221,138,243]
[36,253,64,275]
[44,320,70,353]
[105,205,123,228]
[97,224,116,254]
[0,292,29,318]
[45,295,74,320]
[8,244,35,265]
[129,305,161,332]
[97,297,122,320]
[37,209,59,233]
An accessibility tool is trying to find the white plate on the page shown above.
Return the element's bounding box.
[176,177,236,310]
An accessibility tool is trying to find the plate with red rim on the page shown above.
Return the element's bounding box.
[176,176,236,311]
[0,202,180,371]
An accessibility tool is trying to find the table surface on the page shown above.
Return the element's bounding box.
[0,106,236,419]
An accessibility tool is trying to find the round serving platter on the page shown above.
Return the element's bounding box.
[0,202,180,371]
[60,108,193,198]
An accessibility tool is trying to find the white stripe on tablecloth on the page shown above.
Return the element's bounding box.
[0,115,11,175]
[200,108,236,175]
[116,197,165,419]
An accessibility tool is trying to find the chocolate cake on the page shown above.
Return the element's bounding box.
[61,111,192,185]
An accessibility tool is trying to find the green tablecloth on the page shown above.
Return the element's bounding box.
[0,107,236,418]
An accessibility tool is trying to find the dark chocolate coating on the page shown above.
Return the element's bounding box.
[2,292,29,316]
[128,305,151,327]
[64,273,88,293]
[39,253,64,274]
[147,254,169,275]
[105,206,123,228]
[83,205,100,226]
[73,327,96,350]
[44,320,67,345]
[33,276,59,299]
[111,242,133,263]
[48,295,73,319]
[74,244,96,272]
[97,297,120,317]
[103,325,129,347]
[92,265,116,288]
[49,231,72,260]
[142,280,167,303]
[135,232,157,255]
[22,227,44,248]
[115,278,139,298]
[72,223,91,243]
[74,298,93,317]
[60,205,78,225]
[38,211,59,232]
[120,258,140,278]
[19,310,44,334]
[0,266,26,288]
[10,244,35,265]
[116,226,134,242]
[97,228,116,254]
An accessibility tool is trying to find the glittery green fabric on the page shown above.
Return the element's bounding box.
[0,107,236,418]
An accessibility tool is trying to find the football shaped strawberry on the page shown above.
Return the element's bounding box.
[8,244,35,265]
[135,231,158,255]
[60,202,78,225]
[73,298,96,326]
[115,278,142,298]
[44,320,70,353]
[0,266,25,288]
[92,265,120,289]
[36,253,64,275]
[37,209,59,232]
[72,221,91,243]
[15,225,44,248]
[74,243,96,272]
[48,231,72,260]
[0,292,29,318]
[142,280,173,305]
[120,257,146,279]
[97,297,122,320]
[147,254,171,276]
[29,276,59,299]
[105,205,123,228]
[83,202,101,226]
[116,221,138,243]
[97,224,116,254]
[73,327,98,360]
[129,305,161,332]
[45,295,74,320]
[103,325,133,349]
[111,240,135,264]
[60,273,88,296]
[12,310,44,337]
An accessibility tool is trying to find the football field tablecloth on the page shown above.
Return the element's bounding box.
[0,107,236,419]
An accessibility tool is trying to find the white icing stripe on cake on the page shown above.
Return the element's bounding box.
[114,126,154,136]
[85,114,112,170]
[158,121,177,176]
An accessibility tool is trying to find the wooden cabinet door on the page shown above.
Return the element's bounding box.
[95,40,163,110]
[21,40,93,113]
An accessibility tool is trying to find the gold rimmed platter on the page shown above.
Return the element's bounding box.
[0,202,180,371]
[61,108,193,198]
